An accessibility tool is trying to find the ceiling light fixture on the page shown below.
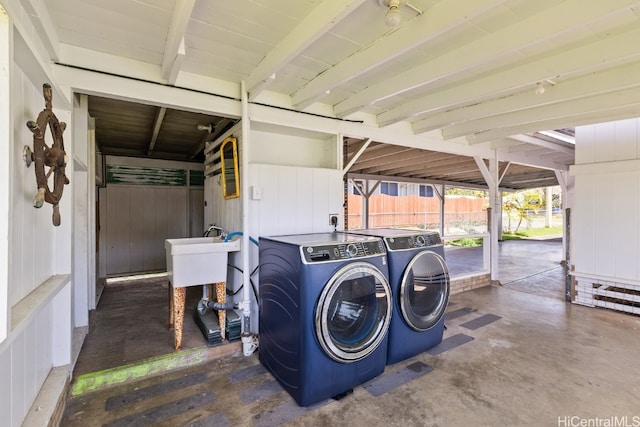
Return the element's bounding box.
[197,123,214,132]
[379,0,406,27]
[534,79,557,96]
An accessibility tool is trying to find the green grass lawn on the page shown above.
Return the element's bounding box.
[502,225,563,240]
[447,225,563,247]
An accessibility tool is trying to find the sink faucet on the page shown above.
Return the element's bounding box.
[204,224,227,239]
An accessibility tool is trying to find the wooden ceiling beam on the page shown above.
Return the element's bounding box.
[161,0,196,83]
[377,25,640,126]
[336,0,634,118]
[412,60,640,134]
[293,0,505,108]
[247,0,368,101]
[147,107,167,156]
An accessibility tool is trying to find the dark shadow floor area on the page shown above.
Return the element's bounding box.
[73,276,216,376]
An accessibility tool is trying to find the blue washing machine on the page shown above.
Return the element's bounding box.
[348,229,450,365]
[259,232,392,406]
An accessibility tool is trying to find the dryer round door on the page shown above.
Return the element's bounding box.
[399,250,450,331]
[315,262,392,363]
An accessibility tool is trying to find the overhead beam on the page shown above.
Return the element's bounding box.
[292,0,505,109]
[377,26,640,126]
[348,173,492,191]
[336,0,639,118]
[469,102,640,145]
[442,85,640,140]
[161,0,196,82]
[343,138,372,175]
[147,107,167,156]
[506,134,575,155]
[412,60,640,134]
[19,0,60,60]
[247,0,368,101]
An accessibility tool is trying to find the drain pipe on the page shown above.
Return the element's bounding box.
[239,80,256,356]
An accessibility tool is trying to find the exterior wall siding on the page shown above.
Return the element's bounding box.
[572,119,640,313]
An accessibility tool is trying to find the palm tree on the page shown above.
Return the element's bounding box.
[502,190,543,234]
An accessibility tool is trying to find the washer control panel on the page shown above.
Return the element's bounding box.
[384,232,442,251]
[302,238,385,263]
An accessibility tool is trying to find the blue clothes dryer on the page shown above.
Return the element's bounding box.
[259,232,392,406]
[348,229,450,365]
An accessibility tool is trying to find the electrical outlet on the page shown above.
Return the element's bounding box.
[329,214,338,227]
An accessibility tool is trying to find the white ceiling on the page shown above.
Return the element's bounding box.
[18,0,640,183]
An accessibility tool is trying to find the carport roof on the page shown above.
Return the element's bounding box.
[345,134,574,191]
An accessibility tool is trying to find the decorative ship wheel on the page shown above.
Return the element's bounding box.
[23,83,69,226]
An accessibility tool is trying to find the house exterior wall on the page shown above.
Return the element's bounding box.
[0,43,74,427]
[204,127,342,333]
[572,119,640,314]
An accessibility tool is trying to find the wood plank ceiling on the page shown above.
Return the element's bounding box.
[29,0,640,187]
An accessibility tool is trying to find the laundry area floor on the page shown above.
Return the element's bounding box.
[62,238,640,426]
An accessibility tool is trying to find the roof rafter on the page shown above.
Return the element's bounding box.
[335,0,638,118]
[161,0,196,83]
[247,0,368,101]
[292,0,506,109]
[377,25,640,126]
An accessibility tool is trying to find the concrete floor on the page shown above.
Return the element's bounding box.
[63,238,640,425]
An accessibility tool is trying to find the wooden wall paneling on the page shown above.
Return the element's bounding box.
[594,173,616,278]
[139,188,157,271]
[294,168,314,234]
[189,189,204,237]
[167,187,188,240]
[594,121,616,163]
[277,167,298,234]
[575,124,595,165]
[11,331,27,426]
[0,343,10,424]
[128,187,146,273]
[36,303,53,391]
[154,188,170,272]
[311,168,330,233]
[614,119,638,161]
[574,175,595,275]
[613,173,639,279]
[106,186,130,275]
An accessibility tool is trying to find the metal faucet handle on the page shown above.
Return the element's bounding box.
[204,224,227,238]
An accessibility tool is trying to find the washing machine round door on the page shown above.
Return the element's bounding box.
[400,251,450,331]
[315,262,392,363]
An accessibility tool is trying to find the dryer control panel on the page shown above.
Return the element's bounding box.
[384,232,442,251]
[301,239,385,263]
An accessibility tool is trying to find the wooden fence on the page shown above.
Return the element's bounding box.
[347,194,488,232]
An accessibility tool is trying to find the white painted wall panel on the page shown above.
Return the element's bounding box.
[573,175,595,274]
[594,121,616,163]
[103,185,190,276]
[24,319,38,412]
[613,174,638,279]
[575,124,595,165]
[5,19,78,427]
[614,119,638,161]
[11,332,26,427]
[37,302,53,394]
[574,118,640,284]
[593,174,615,277]
[0,348,11,426]
[250,129,336,168]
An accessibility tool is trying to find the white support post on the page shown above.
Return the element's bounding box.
[0,8,10,343]
[240,81,255,356]
[475,154,501,282]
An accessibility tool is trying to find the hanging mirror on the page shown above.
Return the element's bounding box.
[220,136,240,199]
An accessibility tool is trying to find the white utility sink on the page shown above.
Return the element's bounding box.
[165,237,241,287]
